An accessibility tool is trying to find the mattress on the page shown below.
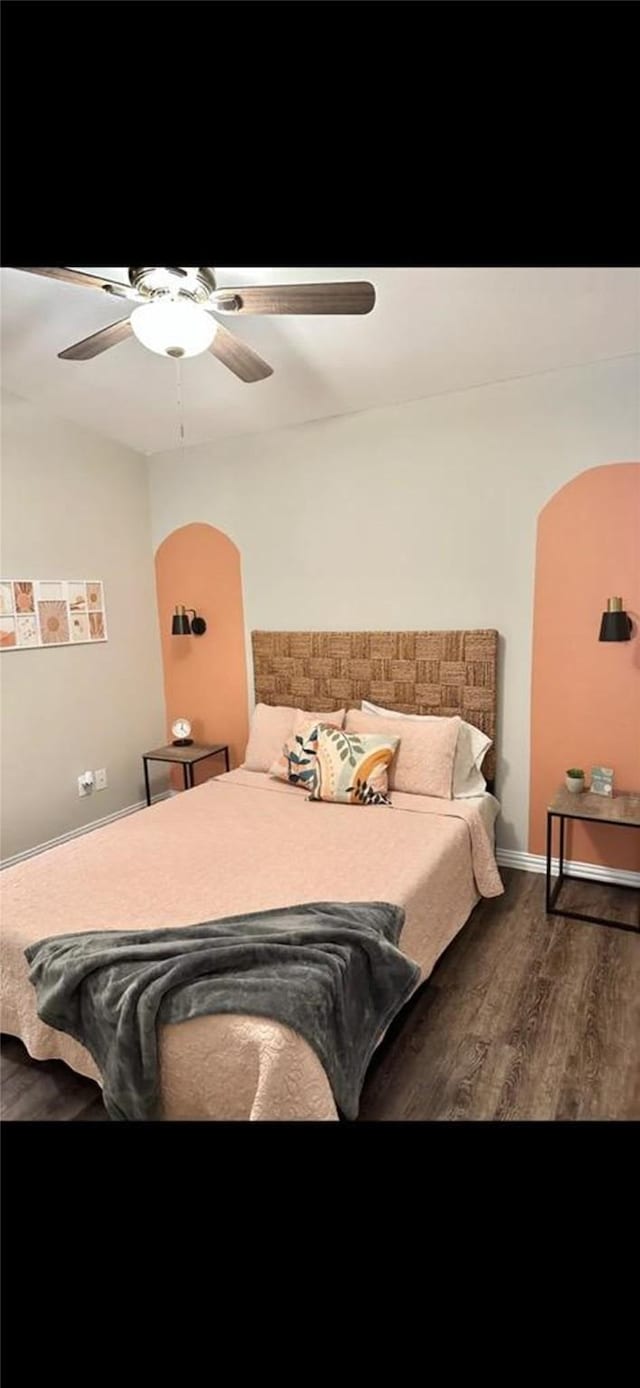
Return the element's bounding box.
[0,770,503,1120]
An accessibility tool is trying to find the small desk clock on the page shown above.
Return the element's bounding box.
[171,717,193,747]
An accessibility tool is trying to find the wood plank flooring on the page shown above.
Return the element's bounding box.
[0,1036,108,1121]
[360,869,640,1119]
[2,870,638,1121]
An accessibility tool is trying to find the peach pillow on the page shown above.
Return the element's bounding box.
[344,709,460,798]
[361,701,491,797]
[293,708,345,734]
[243,703,345,772]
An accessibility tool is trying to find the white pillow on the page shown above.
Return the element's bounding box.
[361,700,491,797]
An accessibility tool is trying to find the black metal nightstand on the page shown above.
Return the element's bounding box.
[546,788,640,934]
[142,743,230,806]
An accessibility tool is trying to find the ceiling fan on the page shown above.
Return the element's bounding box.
[9,267,376,383]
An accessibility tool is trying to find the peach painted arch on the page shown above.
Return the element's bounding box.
[529,462,640,872]
[155,522,249,786]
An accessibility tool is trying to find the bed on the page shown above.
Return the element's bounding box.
[1,628,501,1121]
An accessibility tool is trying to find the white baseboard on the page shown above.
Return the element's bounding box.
[496,848,640,890]
[1,791,172,871]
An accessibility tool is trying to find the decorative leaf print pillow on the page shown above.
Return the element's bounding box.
[269,721,327,788]
[308,726,400,806]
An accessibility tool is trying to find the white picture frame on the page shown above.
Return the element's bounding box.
[0,580,108,651]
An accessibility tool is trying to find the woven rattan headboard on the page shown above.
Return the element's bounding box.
[251,629,498,785]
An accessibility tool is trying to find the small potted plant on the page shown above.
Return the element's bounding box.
[565,767,585,794]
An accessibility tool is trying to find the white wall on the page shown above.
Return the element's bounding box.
[148,356,639,852]
[1,390,166,860]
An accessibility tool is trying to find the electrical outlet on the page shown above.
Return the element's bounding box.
[95,768,108,791]
[78,771,95,798]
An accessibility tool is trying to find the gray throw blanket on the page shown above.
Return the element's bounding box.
[25,901,420,1121]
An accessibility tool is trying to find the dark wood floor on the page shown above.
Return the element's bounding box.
[360,869,640,1120]
[2,870,638,1121]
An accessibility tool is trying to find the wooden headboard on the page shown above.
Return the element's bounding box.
[252,629,498,785]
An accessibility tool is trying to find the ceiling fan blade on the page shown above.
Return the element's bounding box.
[210,322,273,382]
[58,317,133,361]
[10,266,132,296]
[209,281,376,316]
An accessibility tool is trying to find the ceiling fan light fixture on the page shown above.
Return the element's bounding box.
[130,300,217,358]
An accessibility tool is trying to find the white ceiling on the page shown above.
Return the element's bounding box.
[1,266,639,456]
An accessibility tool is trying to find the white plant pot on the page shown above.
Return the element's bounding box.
[565,775,585,794]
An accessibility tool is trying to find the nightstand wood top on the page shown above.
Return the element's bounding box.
[143,743,229,765]
[548,788,640,826]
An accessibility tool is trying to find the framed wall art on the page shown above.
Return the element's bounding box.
[0,580,108,650]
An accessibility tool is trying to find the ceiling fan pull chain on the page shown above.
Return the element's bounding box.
[175,358,185,451]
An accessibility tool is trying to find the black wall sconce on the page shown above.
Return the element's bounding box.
[598,596,632,642]
[171,605,207,636]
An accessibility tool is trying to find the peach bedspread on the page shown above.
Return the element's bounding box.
[0,771,503,1120]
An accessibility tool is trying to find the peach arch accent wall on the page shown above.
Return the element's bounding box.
[155,522,249,788]
[529,462,640,872]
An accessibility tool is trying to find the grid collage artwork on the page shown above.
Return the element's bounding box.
[0,580,108,650]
